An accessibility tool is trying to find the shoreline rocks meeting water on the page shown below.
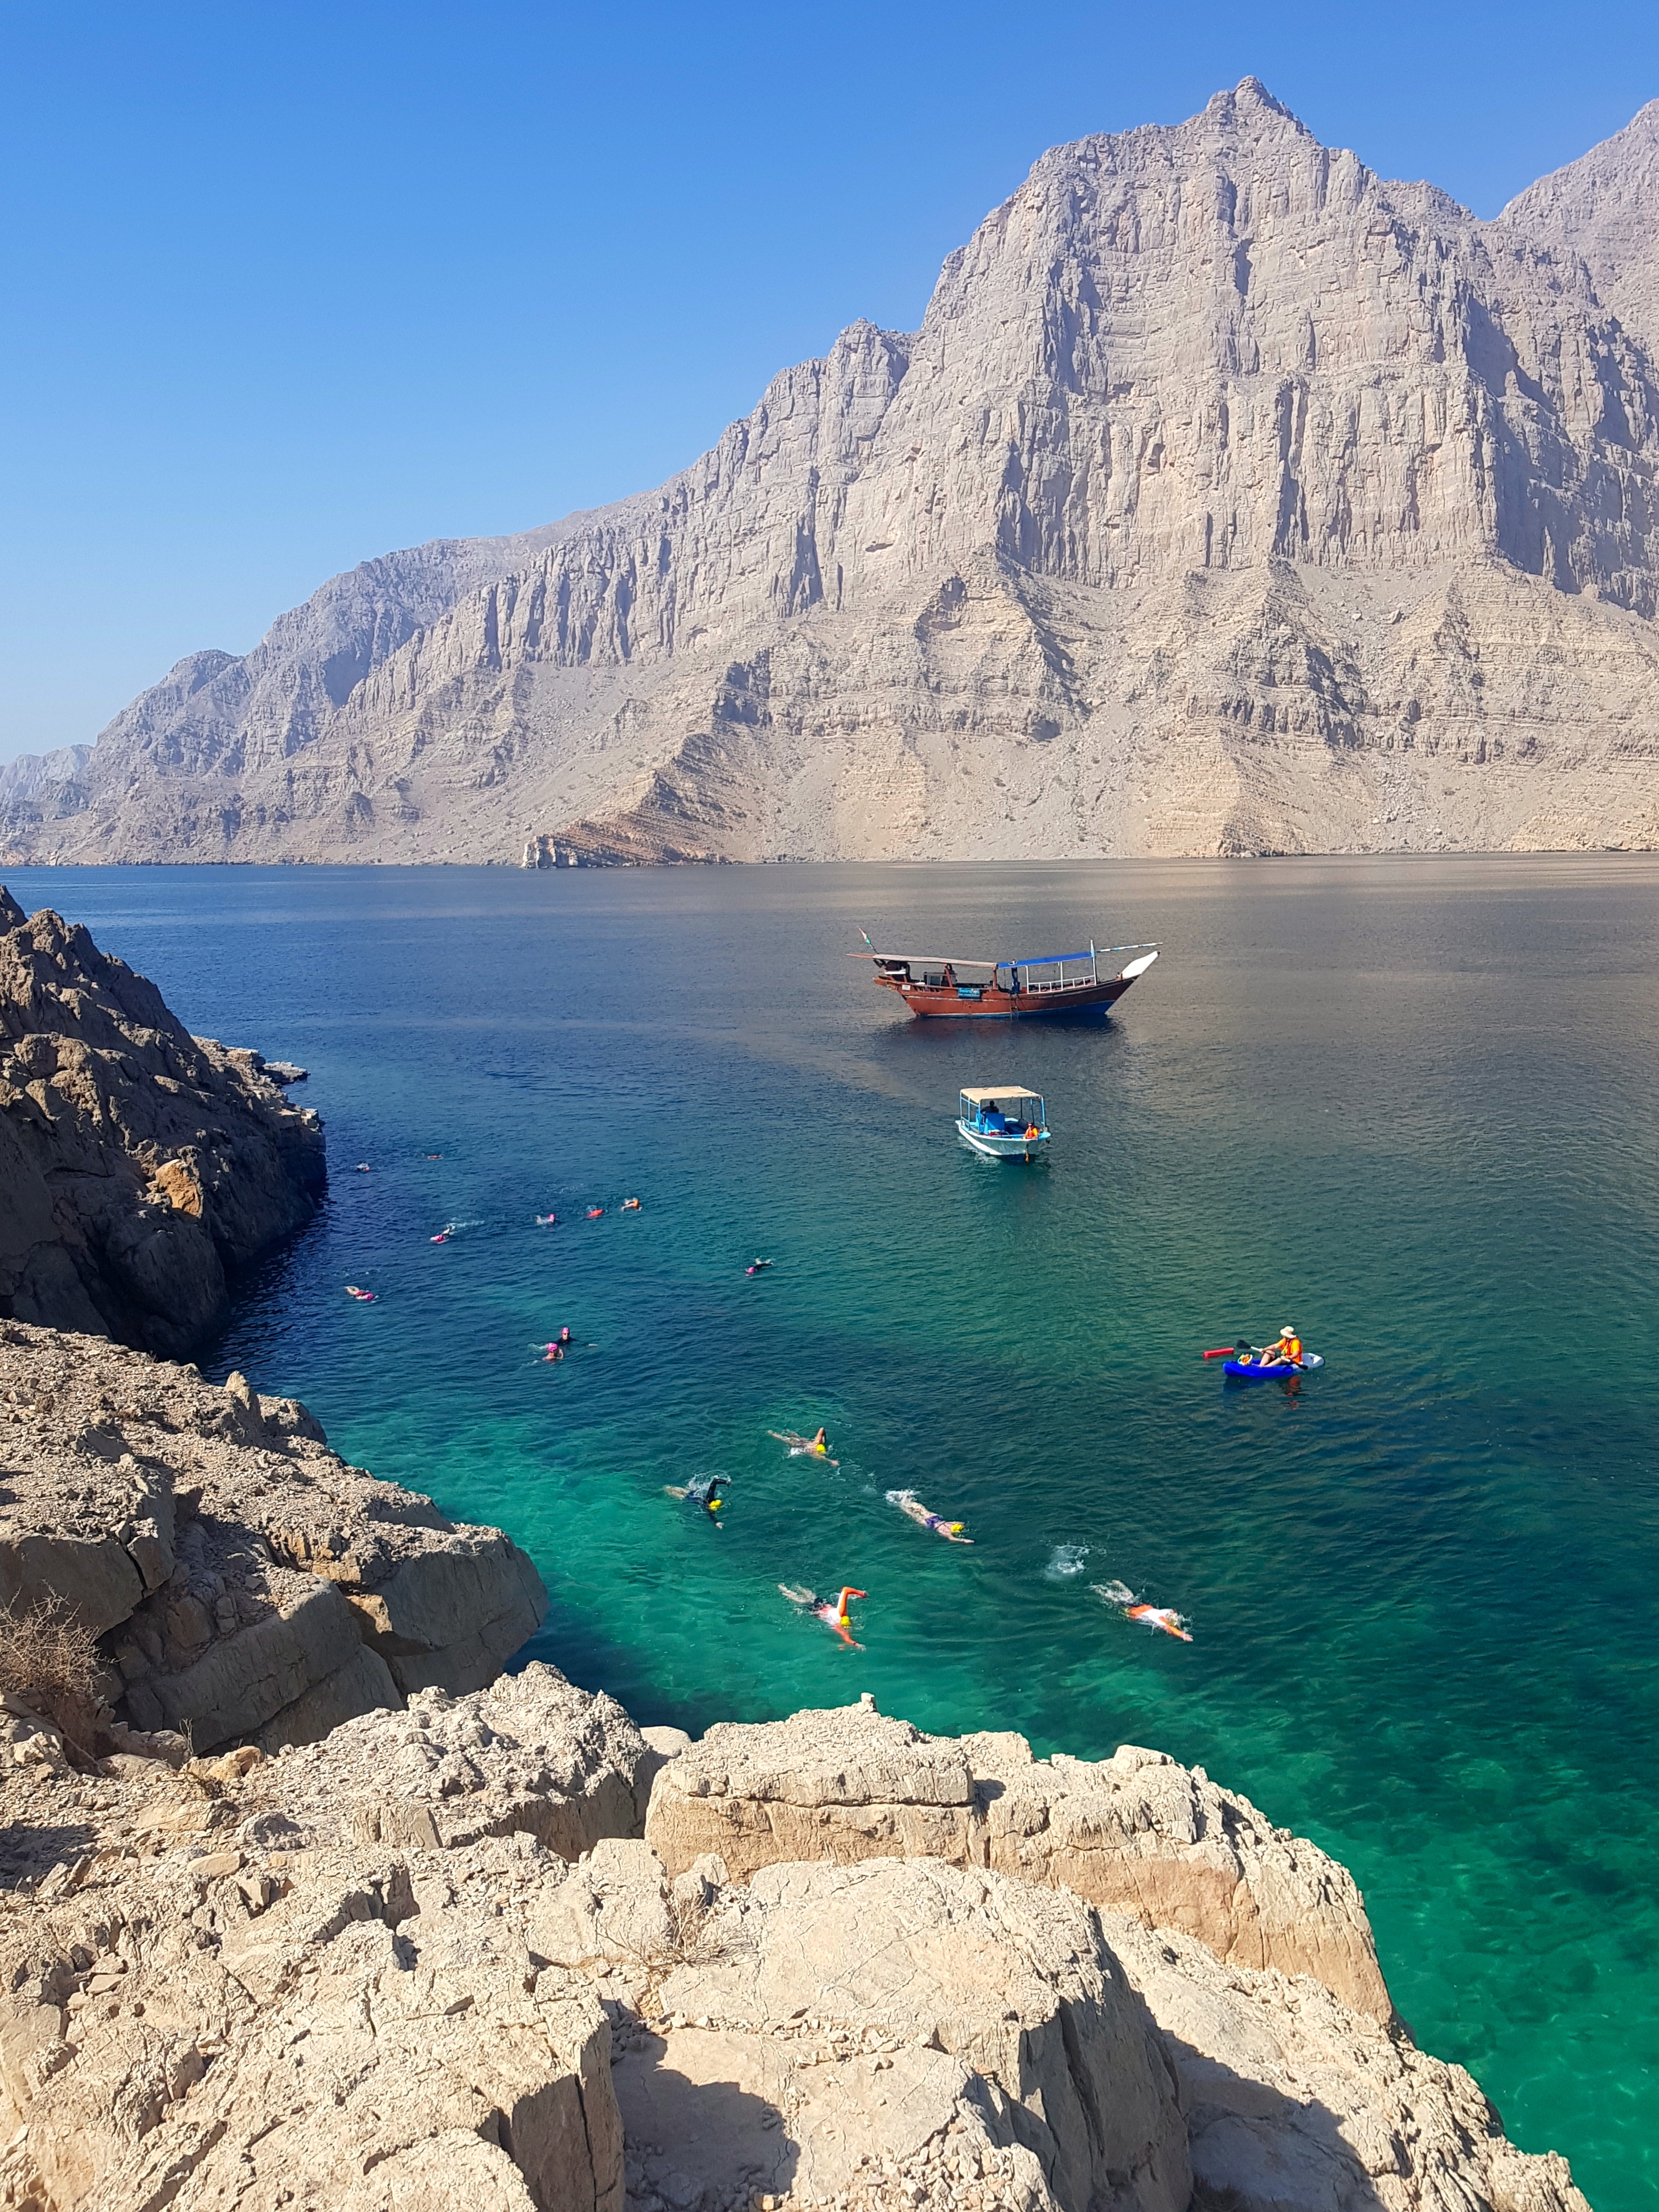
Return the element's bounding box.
[0,888,1594,2207]
[0,890,325,1359]
[0,1336,1592,2210]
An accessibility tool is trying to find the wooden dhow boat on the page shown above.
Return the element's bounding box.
[855,937,1157,1020]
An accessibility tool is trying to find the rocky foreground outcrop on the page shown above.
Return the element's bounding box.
[0,1322,548,1756]
[0,1325,1592,2207]
[0,1675,1588,2212]
[0,892,325,1356]
[644,1706,1390,2022]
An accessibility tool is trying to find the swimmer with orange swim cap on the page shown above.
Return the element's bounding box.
[1093,1581,1193,1641]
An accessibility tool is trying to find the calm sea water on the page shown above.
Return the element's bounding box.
[10,858,1656,2209]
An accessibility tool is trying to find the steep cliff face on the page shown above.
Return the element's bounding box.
[0,890,325,1356]
[7,78,1659,863]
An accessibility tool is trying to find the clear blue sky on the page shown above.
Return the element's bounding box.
[3,0,1656,760]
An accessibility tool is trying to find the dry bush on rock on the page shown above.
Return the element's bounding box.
[0,1601,101,1762]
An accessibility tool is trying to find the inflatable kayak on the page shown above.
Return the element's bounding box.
[1224,1352,1324,1380]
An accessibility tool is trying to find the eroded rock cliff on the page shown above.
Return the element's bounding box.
[5,80,1659,864]
[644,1705,1391,2022]
[0,1322,548,1754]
[0,892,325,1356]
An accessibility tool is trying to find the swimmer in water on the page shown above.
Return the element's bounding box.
[355,1163,372,1173]
[587,1207,604,1220]
[622,1197,641,1211]
[431,1228,452,1244]
[559,1325,572,1345]
[542,1341,564,1362]
[1092,1581,1191,1641]
[1127,1604,1193,1641]
[536,1213,557,1226]
[747,1258,772,1275]
[345,1284,376,1302]
[666,1473,727,1515]
[886,1489,973,1543]
[779,1583,866,1648]
[767,1430,839,1466]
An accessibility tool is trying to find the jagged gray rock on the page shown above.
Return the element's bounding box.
[0,1321,549,1753]
[0,892,325,1356]
[5,80,1659,865]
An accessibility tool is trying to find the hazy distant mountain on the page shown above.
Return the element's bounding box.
[7,77,1659,864]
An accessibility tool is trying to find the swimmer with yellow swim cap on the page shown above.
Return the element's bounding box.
[887,1489,973,1543]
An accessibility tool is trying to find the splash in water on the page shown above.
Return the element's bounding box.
[1044,1544,1089,1580]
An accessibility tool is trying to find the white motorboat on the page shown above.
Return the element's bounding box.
[956,1085,1050,1160]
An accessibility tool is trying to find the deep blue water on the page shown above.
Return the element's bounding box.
[8,857,1656,2210]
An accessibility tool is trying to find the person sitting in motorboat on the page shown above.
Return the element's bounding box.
[1256,1325,1303,1368]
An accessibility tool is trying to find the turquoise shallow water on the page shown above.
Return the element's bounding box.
[10,857,1657,2209]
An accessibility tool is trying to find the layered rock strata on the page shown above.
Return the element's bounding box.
[0,1684,1588,2212]
[7,83,1659,861]
[644,1704,1391,2022]
[0,1322,548,1754]
[0,892,325,1356]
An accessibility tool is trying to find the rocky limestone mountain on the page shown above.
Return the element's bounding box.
[1499,99,1659,362]
[6,77,1659,865]
[0,892,325,1356]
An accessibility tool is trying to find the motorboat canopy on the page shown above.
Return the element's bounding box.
[959,1086,1044,1105]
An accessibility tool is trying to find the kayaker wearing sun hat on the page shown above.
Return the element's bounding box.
[1259,1324,1303,1367]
